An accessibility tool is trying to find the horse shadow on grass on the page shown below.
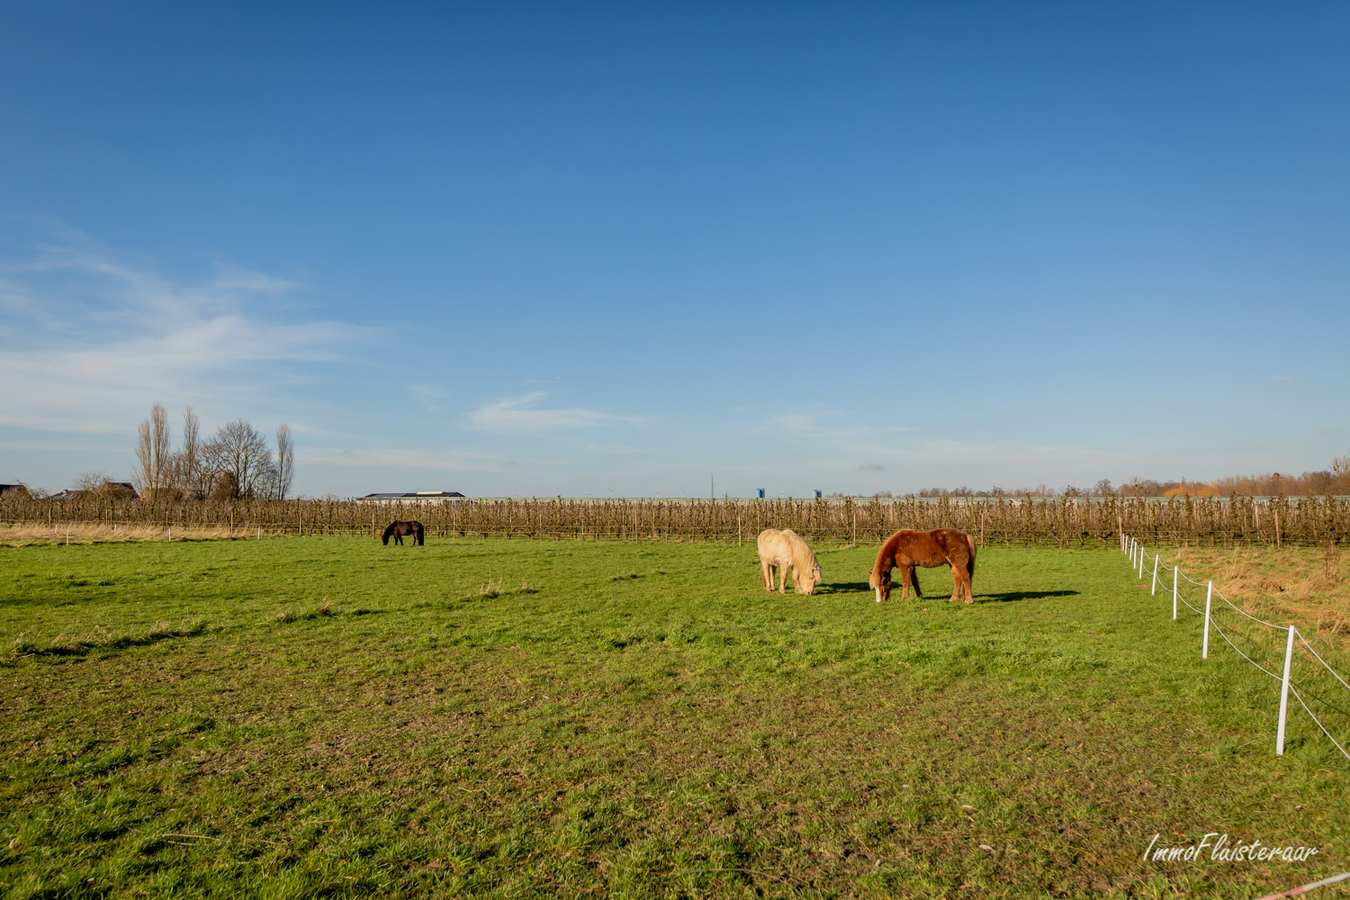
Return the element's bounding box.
[811,583,1079,604]
[812,581,873,596]
[974,589,1079,604]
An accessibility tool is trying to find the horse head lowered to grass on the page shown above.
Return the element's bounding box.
[869,527,976,603]
[757,528,822,595]
[382,520,424,546]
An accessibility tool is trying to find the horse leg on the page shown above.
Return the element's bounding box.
[778,564,788,594]
[761,560,773,591]
[394,532,403,546]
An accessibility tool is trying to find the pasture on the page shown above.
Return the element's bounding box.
[1,537,1346,899]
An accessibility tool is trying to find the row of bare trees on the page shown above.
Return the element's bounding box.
[133,404,294,500]
[3,495,1348,547]
[893,457,1350,500]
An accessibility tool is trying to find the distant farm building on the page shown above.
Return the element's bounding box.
[357,491,466,504]
[50,483,139,501]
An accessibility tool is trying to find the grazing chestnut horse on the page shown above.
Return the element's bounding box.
[868,528,976,603]
[382,520,424,546]
[757,528,822,595]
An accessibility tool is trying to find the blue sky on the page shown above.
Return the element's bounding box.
[2,2,1347,498]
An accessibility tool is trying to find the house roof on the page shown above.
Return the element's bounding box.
[359,491,466,500]
[49,483,140,500]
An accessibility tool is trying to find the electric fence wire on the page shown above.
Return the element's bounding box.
[1126,536,1350,763]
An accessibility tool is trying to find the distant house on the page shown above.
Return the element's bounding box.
[357,491,466,504]
[0,484,30,498]
[51,483,140,501]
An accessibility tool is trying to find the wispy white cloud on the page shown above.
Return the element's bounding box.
[206,264,300,297]
[468,392,641,434]
[0,228,379,434]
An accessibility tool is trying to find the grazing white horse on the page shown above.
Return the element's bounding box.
[757,528,822,595]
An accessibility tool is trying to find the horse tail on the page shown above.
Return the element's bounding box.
[416,522,425,546]
[965,533,977,578]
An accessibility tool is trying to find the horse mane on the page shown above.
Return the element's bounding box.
[778,528,819,576]
[868,530,902,589]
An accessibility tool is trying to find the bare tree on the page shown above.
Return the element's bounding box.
[275,422,295,500]
[1333,454,1350,494]
[174,406,203,498]
[202,420,274,499]
[74,470,110,493]
[133,403,172,496]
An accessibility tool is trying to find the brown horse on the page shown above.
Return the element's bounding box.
[382,520,424,546]
[868,528,976,603]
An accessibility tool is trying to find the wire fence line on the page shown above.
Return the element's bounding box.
[1123,534,1350,763]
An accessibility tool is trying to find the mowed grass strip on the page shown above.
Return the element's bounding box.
[1,538,1346,899]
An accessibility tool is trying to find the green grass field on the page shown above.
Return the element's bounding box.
[2,537,1346,899]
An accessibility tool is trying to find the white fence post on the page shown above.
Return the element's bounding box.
[1138,544,1145,580]
[1151,555,1159,595]
[1277,625,1296,755]
[1202,582,1213,659]
[1172,566,1179,621]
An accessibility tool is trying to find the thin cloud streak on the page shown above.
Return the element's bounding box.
[300,447,515,474]
[760,408,915,443]
[469,392,642,434]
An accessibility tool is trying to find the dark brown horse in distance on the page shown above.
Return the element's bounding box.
[382,520,424,546]
[869,528,976,603]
